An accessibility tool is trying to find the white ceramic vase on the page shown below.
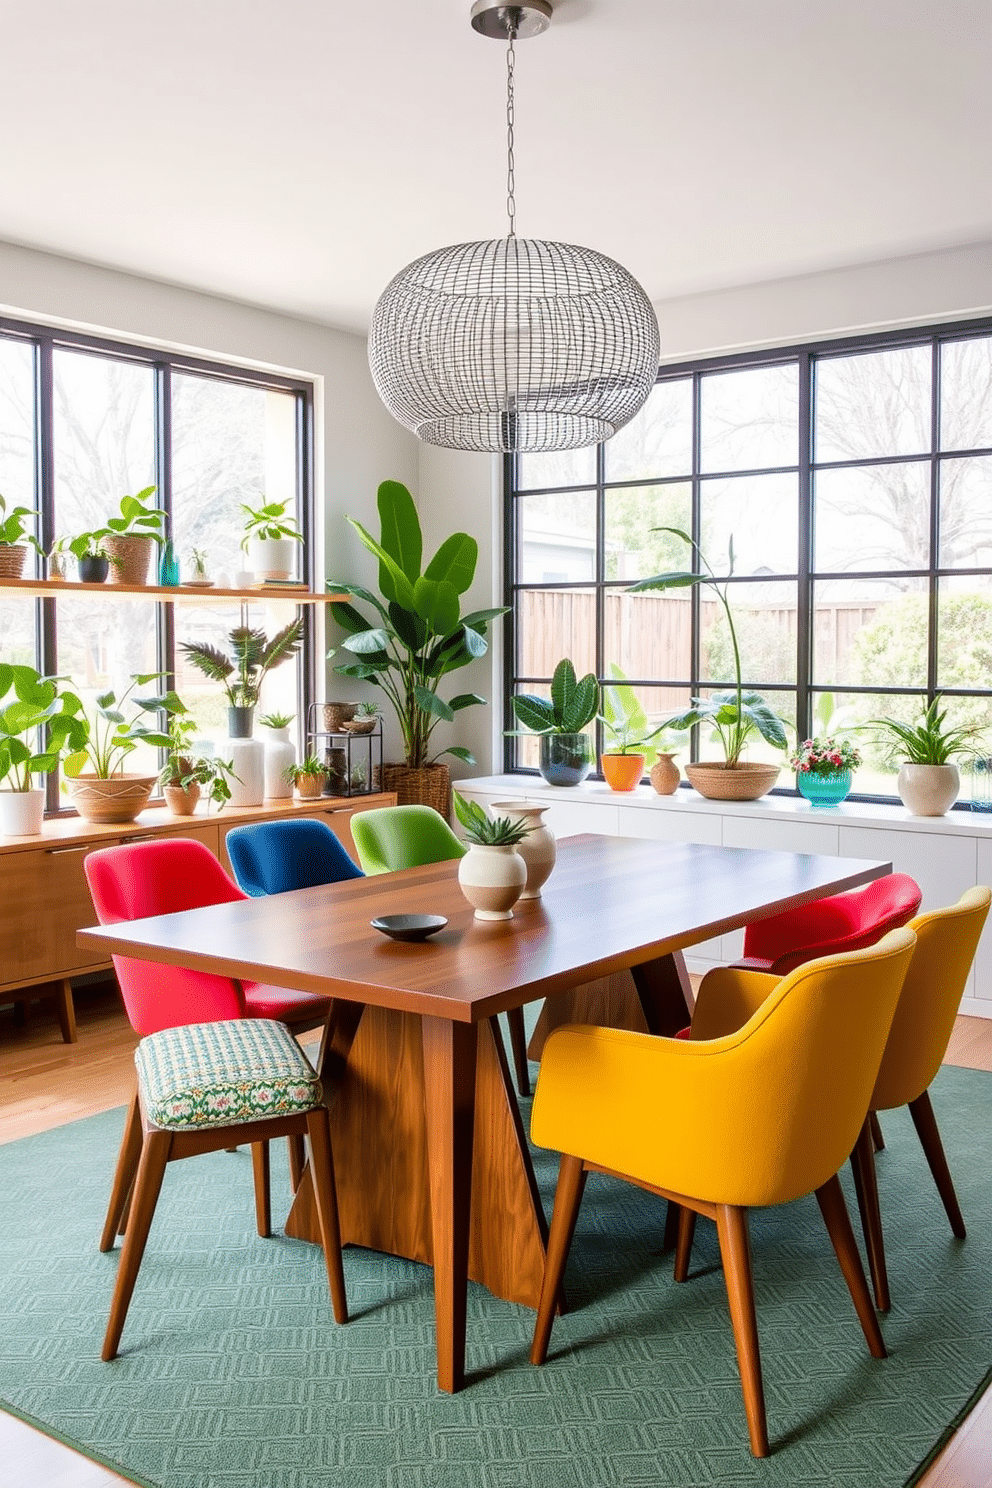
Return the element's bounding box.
[260,725,295,800]
[226,738,265,807]
[458,843,527,921]
[489,800,555,899]
[897,762,960,816]
[0,787,45,837]
[247,536,297,582]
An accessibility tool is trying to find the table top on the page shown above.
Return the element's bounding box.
[77,834,891,1024]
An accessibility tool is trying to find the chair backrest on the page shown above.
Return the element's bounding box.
[742,872,922,974]
[225,818,364,896]
[350,804,466,876]
[84,838,248,1035]
[872,884,991,1111]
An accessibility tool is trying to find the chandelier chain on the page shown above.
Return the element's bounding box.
[505,24,517,238]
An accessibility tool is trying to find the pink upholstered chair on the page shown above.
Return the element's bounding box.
[736,872,922,976]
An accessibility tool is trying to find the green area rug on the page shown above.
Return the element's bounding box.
[1,1065,990,1488]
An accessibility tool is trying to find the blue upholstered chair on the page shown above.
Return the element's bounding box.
[226,817,364,897]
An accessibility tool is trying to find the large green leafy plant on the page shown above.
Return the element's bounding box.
[62,673,182,779]
[180,620,305,709]
[0,665,89,790]
[326,480,505,769]
[631,529,788,767]
[510,658,599,738]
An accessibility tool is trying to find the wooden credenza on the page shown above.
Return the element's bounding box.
[0,792,395,1041]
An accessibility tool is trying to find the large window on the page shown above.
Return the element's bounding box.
[0,316,314,809]
[505,318,992,800]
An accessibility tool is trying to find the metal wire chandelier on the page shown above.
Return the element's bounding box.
[367,0,660,454]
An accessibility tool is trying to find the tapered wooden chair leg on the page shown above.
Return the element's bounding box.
[306,1108,348,1323]
[100,1094,143,1253]
[715,1204,768,1458]
[102,1130,172,1361]
[850,1119,891,1311]
[287,1133,306,1191]
[251,1142,271,1238]
[531,1153,588,1366]
[816,1173,886,1359]
[674,1206,697,1283]
[870,1111,885,1152]
[909,1089,966,1237]
[506,1007,531,1097]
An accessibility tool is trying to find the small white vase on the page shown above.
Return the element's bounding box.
[0,787,45,837]
[226,738,265,807]
[489,800,556,899]
[247,536,297,582]
[458,843,527,921]
[260,725,295,800]
[897,762,960,816]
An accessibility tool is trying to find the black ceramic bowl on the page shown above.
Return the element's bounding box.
[371,913,448,943]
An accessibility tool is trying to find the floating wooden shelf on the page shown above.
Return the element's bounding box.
[0,577,349,604]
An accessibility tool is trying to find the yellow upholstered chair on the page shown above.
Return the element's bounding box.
[529,929,916,1458]
[849,885,990,1311]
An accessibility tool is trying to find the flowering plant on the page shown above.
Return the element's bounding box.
[790,735,862,777]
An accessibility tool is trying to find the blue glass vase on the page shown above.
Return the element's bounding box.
[158,539,180,586]
[797,769,852,807]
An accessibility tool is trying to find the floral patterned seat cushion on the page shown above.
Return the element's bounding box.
[136,1019,322,1131]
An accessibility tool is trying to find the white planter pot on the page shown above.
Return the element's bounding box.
[247,536,297,582]
[226,738,265,807]
[457,843,527,921]
[0,787,45,837]
[489,800,556,899]
[897,762,960,816]
[260,726,295,800]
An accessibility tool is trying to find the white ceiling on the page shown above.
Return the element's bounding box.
[2,0,990,335]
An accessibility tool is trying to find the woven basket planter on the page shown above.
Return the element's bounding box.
[381,762,451,818]
[67,773,157,824]
[322,702,359,732]
[0,544,28,579]
[103,534,156,586]
[684,761,780,802]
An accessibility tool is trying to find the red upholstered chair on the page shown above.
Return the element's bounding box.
[737,872,922,976]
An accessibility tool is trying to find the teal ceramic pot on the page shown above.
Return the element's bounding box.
[539,733,593,787]
[797,768,852,807]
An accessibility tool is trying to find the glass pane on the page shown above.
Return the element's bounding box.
[0,339,37,566]
[54,593,160,778]
[814,463,931,572]
[699,363,798,473]
[517,447,595,490]
[173,598,302,743]
[518,492,596,583]
[700,472,798,577]
[53,349,156,567]
[815,345,931,462]
[515,589,597,682]
[694,687,796,767]
[700,580,798,687]
[940,336,992,452]
[810,689,919,795]
[603,482,691,581]
[173,375,299,585]
[938,576,992,691]
[939,457,992,568]
[605,379,692,481]
[604,586,692,685]
[812,577,928,688]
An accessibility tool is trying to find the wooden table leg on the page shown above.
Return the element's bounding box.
[529,950,694,1059]
[631,951,694,1036]
[422,1016,478,1394]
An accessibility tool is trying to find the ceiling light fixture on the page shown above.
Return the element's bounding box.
[367,0,660,454]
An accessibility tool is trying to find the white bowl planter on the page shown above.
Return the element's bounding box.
[0,787,45,837]
[897,762,960,816]
[246,536,298,583]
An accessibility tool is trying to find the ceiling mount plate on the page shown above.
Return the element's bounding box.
[470,0,552,41]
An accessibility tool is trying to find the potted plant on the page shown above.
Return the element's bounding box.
[101,487,165,585]
[284,753,328,800]
[870,696,976,816]
[0,664,89,835]
[341,700,380,735]
[188,547,211,585]
[630,529,789,801]
[327,479,505,815]
[68,530,112,584]
[0,494,43,579]
[241,499,303,582]
[180,619,305,737]
[598,668,677,793]
[258,710,296,800]
[62,672,182,823]
[47,536,71,581]
[790,735,863,808]
[158,713,235,816]
[453,791,529,921]
[509,657,598,787]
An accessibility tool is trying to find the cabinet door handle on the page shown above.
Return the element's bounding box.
[45,844,100,855]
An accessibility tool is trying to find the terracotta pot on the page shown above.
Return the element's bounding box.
[488,801,555,898]
[897,762,959,816]
[68,773,157,824]
[164,781,201,816]
[0,544,28,579]
[650,754,680,796]
[458,843,527,921]
[601,752,645,793]
[295,773,328,800]
[684,760,780,801]
[103,534,156,586]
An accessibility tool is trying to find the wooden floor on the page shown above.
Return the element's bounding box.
[1,981,991,1486]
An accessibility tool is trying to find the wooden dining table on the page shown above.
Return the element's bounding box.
[78,832,891,1392]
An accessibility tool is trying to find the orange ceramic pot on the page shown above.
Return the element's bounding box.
[601,752,646,792]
